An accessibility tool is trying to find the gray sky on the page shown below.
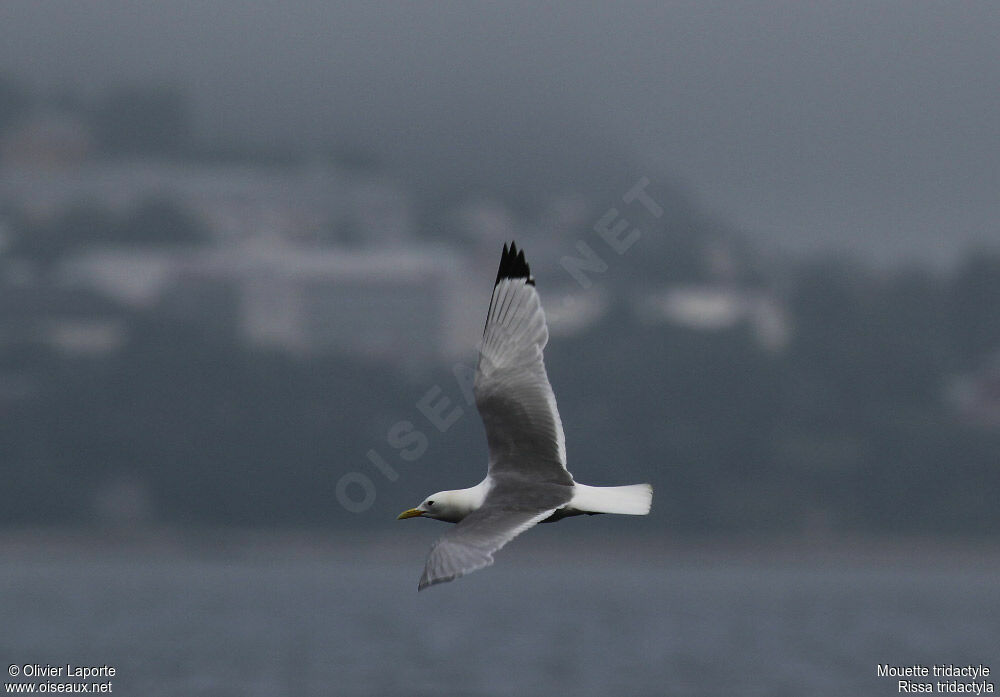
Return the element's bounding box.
[1,0,998,264]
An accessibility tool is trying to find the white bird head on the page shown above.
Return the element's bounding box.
[397,488,480,524]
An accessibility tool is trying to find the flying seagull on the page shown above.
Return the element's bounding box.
[398,242,652,590]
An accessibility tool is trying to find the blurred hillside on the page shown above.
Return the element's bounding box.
[1,78,998,535]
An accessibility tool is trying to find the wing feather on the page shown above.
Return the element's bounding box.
[418,503,555,590]
[474,243,571,484]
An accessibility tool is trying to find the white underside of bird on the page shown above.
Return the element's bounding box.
[398,242,652,590]
[399,478,652,524]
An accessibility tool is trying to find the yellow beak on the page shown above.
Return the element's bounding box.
[397,508,425,520]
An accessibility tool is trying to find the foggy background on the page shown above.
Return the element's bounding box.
[1,2,998,695]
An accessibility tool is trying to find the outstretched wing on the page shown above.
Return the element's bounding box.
[474,242,572,486]
[418,473,573,590]
[418,504,555,590]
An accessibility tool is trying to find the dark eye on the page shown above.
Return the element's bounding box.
[427,500,434,506]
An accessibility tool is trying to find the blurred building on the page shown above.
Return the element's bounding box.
[58,242,483,364]
[635,285,791,352]
[231,243,471,362]
[0,151,413,247]
[947,351,1000,429]
[0,278,129,358]
[542,287,611,337]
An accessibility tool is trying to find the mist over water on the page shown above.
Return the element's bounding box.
[1,1,998,262]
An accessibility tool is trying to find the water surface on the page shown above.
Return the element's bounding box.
[2,533,996,696]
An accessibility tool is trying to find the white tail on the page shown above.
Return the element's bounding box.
[570,483,653,516]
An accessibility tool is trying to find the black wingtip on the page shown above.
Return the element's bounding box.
[494,240,535,287]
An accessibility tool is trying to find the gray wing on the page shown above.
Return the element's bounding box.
[474,243,573,486]
[418,480,571,590]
